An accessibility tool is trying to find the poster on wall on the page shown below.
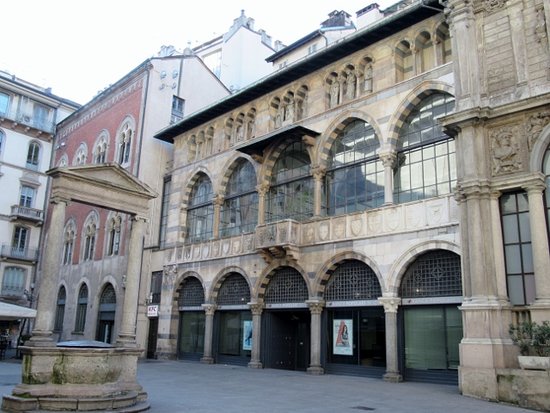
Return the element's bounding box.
[242,320,253,351]
[333,319,353,355]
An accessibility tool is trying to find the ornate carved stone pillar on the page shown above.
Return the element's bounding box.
[379,151,397,205]
[117,215,147,348]
[311,165,327,217]
[201,304,216,364]
[212,194,224,238]
[378,297,402,382]
[256,183,269,226]
[30,197,68,346]
[248,302,264,368]
[525,181,550,313]
[306,299,325,375]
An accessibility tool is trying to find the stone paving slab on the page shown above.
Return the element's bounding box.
[1,358,536,413]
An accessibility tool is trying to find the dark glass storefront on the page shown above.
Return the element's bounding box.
[214,310,251,366]
[178,311,205,360]
[325,306,385,377]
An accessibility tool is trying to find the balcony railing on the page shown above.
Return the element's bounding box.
[10,205,43,224]
[0,245,39,262]
[255,219,301,262]
[0,107,54,134]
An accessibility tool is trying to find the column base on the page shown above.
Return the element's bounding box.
[383,371,402,383]
[116,336,138,348]
[248,361,263,369]
[307,365,324,375]
[27,331,55,347]
[200,356,214,364]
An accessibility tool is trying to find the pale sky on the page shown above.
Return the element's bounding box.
[2,0,397,105]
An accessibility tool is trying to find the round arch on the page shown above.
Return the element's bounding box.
[314,251,385,297]
[256,260,312,303]
[217,155,259,197]
[388,240,461,295]
[529,120,550,172]
[386,81,455,148]
[209,266,252,304]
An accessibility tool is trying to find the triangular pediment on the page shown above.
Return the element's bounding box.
[47,163,157,216]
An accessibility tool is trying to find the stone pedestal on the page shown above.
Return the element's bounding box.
[1,345,148,412]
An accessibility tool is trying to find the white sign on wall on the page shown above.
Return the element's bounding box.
[147,305,159,317]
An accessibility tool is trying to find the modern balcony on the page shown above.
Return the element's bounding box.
[0,245,39,262]
[10,205,44,225]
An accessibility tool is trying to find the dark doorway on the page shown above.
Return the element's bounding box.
[146,317,159,359]
[263,310,310,371]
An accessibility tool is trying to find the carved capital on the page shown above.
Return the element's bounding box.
[379,151,397,168]
[311,164,327,180]
[248,302,264,316]
[256,182,270,196]
[202,303,217,316]
[378,297,401,313]
[212,193,224,207]
[306,299,325,315]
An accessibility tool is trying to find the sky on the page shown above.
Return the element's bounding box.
[2,0,397,105]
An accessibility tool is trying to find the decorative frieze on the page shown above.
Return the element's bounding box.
[526,111,550,150]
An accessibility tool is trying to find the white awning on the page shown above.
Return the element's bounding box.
[0,301,36,320]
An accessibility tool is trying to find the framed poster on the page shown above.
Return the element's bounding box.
[242,320,253,351]
[333,319,353,355]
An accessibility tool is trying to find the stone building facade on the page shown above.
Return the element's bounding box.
[152,0,550,406]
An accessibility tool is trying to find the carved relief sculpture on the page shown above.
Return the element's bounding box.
[329,80,340,108]
[364,64,373,93]
[526,111,550,150]
[345,70,356,100]
[491,126,522,175]
[535,4,547,44]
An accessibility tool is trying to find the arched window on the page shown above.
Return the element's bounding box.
[118,122,133,165]
[394,93,456,203]
[73,143,87,166]
[264,267,308,304]
[220,160,258,237]
[325,120,383,215]
[1,267,26,296]
[325,260,382,301]
[186,174,214,243]
[82,215,98,261]
[544,145,550,239]
[106,214,122,256]
[178,277,205,307]
[58,154,68,167]
[97,284,116,343]
[216,273,250,305]
[266,141,313,222]
[416,31,434,73]
[54,286,66,332]
[26,141,40,170]
[395,40,413,82]
[62,221,75,265]
[74,284,88,333]
[94,134,108,164]
[436,22,452,65]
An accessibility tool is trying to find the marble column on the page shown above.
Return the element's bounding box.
[256,183,269,226]
[306,299,325,375]
[212,194,224,238]
[29,197,68,346]
[378,297,402,382]
[248,302,264,368]
[311,165,327,218]
[379,151,397,205]
[117,215,146,347]
[201,304,216,364]
[526,182,550,312]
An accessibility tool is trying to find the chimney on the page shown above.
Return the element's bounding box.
[356,3,383,29]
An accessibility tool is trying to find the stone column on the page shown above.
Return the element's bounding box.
[212,194,224,238]
[29,197,68,346]
[256,183,269,226]
[200,304,216,364]
[306,299,325,375]
[379,151,397,205]
[311,165,327,217]
[525,182,550,313]
[117,215,146,347]
[248,302,264,368]
[378,297,402,382]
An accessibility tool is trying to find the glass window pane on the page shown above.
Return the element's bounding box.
[502,215,519,243]
[445,307,463,369]
[524,274,536,305]
[521,244,533,273]
[500,194,517,214]
[179,312,205,354]
[518,212,531,242]
[504,245,522,273]
[507,275,525,305]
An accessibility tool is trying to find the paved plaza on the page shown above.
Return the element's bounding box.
[0,354,535,413]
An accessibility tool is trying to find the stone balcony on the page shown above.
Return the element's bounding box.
[10,205,44,225]
[169,195,459,264]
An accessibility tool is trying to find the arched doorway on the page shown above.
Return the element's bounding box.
[399,250,462,384]
[323,260,385,377]
[213,273,251,366]
[177,277,205,360]
[96,284,116,343]
[262,266,310,371]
